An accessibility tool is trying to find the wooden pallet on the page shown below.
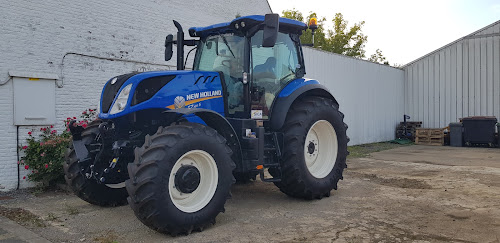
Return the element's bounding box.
[415,128,444,145]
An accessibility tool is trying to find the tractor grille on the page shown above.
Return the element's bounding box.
[101,72,138,113]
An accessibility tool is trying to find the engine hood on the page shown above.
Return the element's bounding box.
[99,70,225,119]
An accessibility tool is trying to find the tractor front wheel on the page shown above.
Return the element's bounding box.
[126,123,235,235]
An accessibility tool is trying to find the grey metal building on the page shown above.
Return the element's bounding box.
[404,20,500,128]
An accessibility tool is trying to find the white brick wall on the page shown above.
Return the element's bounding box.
[0,0,271,191]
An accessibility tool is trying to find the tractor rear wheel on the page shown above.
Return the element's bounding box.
[273,96,348,199]
[126,123,235,235]
[63,120,129,206]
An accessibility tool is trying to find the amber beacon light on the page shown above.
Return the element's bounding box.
[308,18,318,30]
[308,17,318,45]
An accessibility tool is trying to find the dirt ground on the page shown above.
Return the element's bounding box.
[1,145,500,243]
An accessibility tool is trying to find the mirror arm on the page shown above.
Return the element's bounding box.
[170,39,199,46]
[246,24,263,38]
[183,39,199,46]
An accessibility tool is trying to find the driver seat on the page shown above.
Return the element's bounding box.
[253,57,276,80]
[252,57,278,113]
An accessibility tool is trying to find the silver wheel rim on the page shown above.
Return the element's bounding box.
[304,120,338,179]
[169,150,218,213]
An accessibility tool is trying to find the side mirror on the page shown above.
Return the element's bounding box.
[164,34,173,61]
[262,14,279,47]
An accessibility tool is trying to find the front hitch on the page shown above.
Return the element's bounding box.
[68,120,90,161]
[69,119,136,184]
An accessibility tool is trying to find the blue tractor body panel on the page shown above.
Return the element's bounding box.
[277,78,320,98]
[99,70,225,120]
[270,78,336,131]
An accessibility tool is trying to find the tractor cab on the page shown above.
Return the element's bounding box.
[169,15,308,119]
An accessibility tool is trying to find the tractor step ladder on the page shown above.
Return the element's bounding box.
[259,132,282,182]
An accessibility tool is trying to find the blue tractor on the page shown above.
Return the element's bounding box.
[64,14,348,235]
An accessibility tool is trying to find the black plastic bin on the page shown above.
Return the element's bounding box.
[449,122,463,147]
[497,123,500,148]
[462,116,497,146]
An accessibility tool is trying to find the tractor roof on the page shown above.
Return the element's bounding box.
[188,15,307,38]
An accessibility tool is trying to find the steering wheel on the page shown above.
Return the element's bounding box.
[222,59,244,69]
[221,60,230,67]
[221,60,232,68]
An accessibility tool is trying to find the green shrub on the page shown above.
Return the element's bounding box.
[20,108,97,188]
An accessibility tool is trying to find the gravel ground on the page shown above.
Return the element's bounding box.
[1,145,499,243]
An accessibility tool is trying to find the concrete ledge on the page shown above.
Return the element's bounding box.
[0,216,50,243]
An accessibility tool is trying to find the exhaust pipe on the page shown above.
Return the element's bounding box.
[173,20,184,70]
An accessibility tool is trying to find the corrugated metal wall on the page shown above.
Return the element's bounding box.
[404,21,500,128]
[303,47,405,145]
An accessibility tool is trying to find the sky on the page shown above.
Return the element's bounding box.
[267,0,500,65]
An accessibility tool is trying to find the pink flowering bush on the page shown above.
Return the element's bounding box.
[20,108,97,188]
[20,127,70,186]
[63,108,97,130]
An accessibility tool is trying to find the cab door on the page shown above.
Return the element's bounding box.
[250,31,302,120]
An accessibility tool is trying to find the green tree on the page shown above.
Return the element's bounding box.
[282,10,370,59]
[368,49,388,64]
[327,13,367,57]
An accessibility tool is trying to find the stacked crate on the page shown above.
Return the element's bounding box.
[396,121,422,141]
[415,128,445,145]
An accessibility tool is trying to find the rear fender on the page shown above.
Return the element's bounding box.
[269,82,338,131]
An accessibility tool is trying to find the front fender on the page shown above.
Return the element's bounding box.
[164,108,242,170]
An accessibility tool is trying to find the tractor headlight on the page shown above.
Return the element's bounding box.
[109,83,132,114]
